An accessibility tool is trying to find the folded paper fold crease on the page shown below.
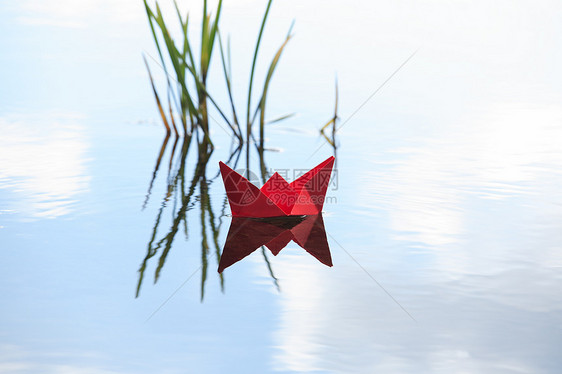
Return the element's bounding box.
[219,156,335,218]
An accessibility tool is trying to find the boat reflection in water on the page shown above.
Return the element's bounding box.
[218,214,332,273]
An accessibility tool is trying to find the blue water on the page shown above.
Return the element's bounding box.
[2,1,562,373]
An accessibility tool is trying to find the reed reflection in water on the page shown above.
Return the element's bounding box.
[136,129,229,300]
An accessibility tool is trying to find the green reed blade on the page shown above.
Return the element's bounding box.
[144,0,170,79]
[143,55,171,134]
[173,0,197,74]
[267,113,295,125]
[320,118,335,132]
[167,85,179,136]
[218,32,242,140]
[257,28,293,148]
[246,0,274,136]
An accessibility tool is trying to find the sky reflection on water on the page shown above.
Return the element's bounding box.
[0,114,90,220]
[1,0,562,373]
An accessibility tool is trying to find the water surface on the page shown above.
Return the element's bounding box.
[1,1,562,373]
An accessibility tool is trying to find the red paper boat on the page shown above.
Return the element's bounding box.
[219,156,335,217]
[218,214,332,273]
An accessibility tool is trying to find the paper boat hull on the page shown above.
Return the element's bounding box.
[219,156,335,218]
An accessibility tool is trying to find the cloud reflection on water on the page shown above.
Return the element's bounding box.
[0,113,90,220]
[271,103,562,373]
[360,103,562,248]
